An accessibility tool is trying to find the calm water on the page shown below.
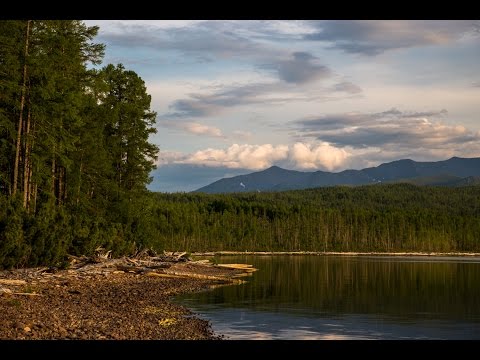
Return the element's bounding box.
[176,255,480,339]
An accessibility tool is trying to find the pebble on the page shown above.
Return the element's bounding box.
[0,259,226,340]
[15,322,24,329]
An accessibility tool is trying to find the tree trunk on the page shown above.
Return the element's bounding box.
[27,116,36,212]
[32,182,37,214]
[23,106,31,208]
[51,154,56,199]
[13,20,31,196]
[76,152,83,206]
[58,166,65,205]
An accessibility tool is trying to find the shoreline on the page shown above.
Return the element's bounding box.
[2,250,478,339]
[0,255,250,340]
[191,251,480,257]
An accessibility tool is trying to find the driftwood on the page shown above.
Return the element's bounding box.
[12,292,42,296]
[215,264,257,272]
[191,259,211,265]
[215,263,253,268]
[146,264,172,269]
[0,286,42,296]
[0,249,257,297]
[160,270,246,284]
[162,252,188,260]
[94,247,112,259]
[0,287,13,295]
[115,265,147,274]
[125,258,171,268]
[0,279,27,286]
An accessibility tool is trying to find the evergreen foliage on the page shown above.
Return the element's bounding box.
[145,185,480,253]
[0,20,158,268]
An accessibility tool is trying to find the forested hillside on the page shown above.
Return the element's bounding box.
[149,185,480,253]
[0,20,159,268]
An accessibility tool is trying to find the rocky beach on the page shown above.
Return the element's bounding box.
[0,252,253,340]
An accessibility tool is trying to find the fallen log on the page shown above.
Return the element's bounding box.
[215,264,256,271]
[115,265,148,273]
[0,279,27,286]
[12,292,42,296]
[147,264,172,269]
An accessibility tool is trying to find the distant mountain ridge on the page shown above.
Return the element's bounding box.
[194,157,480,193]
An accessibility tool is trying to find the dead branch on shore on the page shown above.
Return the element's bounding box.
[0,250,257,289]
[0,279,27,286]
[12,292,43,296]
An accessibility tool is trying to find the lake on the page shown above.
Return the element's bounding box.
[176,255,480,339]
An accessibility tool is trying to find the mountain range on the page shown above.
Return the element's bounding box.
[194,157,480,193]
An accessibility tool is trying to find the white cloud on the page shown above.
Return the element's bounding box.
[156,150,186,166]
[182,122,223,137]
[181,144,289,170]
[159,142,350,171]
[293,108,480,151]
[289,142,350,170]
[159,121,224,138]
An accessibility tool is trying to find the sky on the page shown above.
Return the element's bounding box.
[84,20,480,192]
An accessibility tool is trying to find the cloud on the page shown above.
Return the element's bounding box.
[96,20,478,60]
[155,150,186,166]
[261,52,331,84]
[94,21,284,62]
[304,20,478,55]
[158,107,480,173]
[159,120,224,138]
[399,109,448,118]
[292,108,480,152]
[164,54,360,119]
[473,81,480,87]
[179,144,290,170]
[288,142,350,170]
[164,82,278,118]
[158,142,350,171]
[330,81,362,94]
[168,99,218,118]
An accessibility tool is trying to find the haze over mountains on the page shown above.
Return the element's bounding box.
[194,157,480,193]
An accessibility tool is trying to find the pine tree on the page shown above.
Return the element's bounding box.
[100,63,158,199]
[0,20,28,196]
[27,20,104,207]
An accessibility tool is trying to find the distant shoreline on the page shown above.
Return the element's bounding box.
[191,251,480,257]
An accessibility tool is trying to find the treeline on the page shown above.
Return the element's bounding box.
[0,20,159,268]
[148,184,480,253]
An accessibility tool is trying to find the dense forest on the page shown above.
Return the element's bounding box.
[149,185,480,253]
[1,21,479,269]
[0,20,158,268]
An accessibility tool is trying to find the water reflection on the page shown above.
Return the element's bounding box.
[178,256,480,339]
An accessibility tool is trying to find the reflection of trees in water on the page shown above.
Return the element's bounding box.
[193,256,480,320]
